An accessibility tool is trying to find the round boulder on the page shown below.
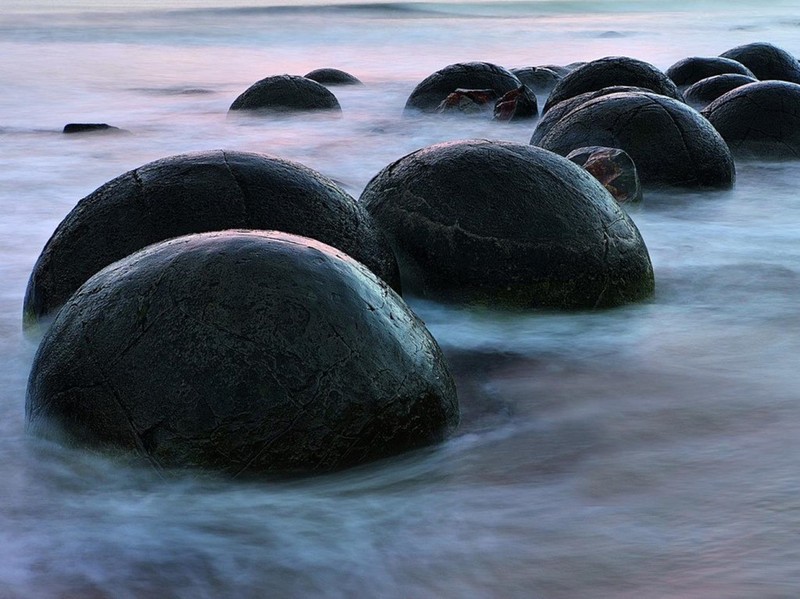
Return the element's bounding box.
[510,66,562,95]
[303,68,363,86]
[26,230,459,474]
[666,56,755,88]
[24,150,400,329]
[702,80,800,159]
[534,91,735,189]
[543,56,682,113]
[404,62,522,113]
[360,139,654,309]
[683,73,757,109]
[530,85,651,146]
[720,42,800,83]
[229,74,341,113]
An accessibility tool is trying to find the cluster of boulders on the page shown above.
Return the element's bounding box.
[34,41,800,475]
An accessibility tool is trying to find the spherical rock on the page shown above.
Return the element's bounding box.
[26,230,459,475]
[24,150,400,329]
[666,56,755,88]
[720,42,800,83]
[404,62,522,113]
[566,146,643,203]
[510,66,562,95]
[683,73,757,109]
[543,56,683,113]
[360,139,654,309]
[702,80,800,159]
[535,91,735,189]
[304,68,363,86]
[530,85,651,146]
[229,74,341,113]
[493,86,538,121]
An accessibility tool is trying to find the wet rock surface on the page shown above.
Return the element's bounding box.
[435,88,497,114]
[567,146,643,203]
[683,73,758,109]
[543,56,682,113]
[229,74,341,113]
[24,150,400,328]
[493,86,538,121]
[720,42,800,83]
[26,230,459,475]
[303,68,363,86]
[510,66,562,95]
[702,80,800,159]
[666,56,755,88]
[360,139,654,309]
[404,62,522,113]
[534,91,735,190]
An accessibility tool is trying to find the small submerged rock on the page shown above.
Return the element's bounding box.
[361,139,654,309]
[303,68,363,86]
[26,230,459,475]
[62,123,127,134]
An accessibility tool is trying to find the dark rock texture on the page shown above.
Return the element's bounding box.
[666,56,755,88]
[543,56,683,113]
[303,68,363,86]
[26,230,458,475]
[63,123,125,134]
[404,62,522,113]
[24,150,400,328]
[720,42,800,83]
[493,86,538,121]
[229,74,341,113]
[361,139,654,309]
[683,73,758,109]
[435,88,497,114]
[567,146,643,203]
[530,86,650,146]
[702,80,800,159]
[534,91,736,189]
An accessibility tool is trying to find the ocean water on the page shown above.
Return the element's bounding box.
[3,1,800,597]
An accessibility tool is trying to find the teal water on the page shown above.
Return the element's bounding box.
[2,1,800,597]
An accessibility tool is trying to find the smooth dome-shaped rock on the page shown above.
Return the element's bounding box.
[510,66,562,95]
[543,56,682,113]
[534,91,735,189]
[684,73,757,109]
[702,80,800,159]
[720,42,800,83]
[404,62,522,113]
[666,56,755,88]
[303,68,363,86]
[360,139,654,309]
[24,150,400,329]
[530,86,650,146]
[26,230,459,475]
[229,74,341,113]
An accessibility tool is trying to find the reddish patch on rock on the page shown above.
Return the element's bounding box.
[436,88,497,114]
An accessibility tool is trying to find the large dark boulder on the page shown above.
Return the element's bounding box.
[543,56,682,113]
[229,74,341,113]
[530,86,650,146]
[26,230,459,475]
[404,62,522,113]
[534,91,735,190]
[360,139,654,309]
[720,42,800,83]
[666,56,755,88]
[303,68,363,86]
[702,80,800,159]
[24,150,400,329]
[683,73,757,109]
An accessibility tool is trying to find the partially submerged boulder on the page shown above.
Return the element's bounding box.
[26,230,458,475]
[702,80,800,159]
[493,86,538,121]
[683,73,757,109]
[361,139,654,309]
[534,91,736,189]
[229,74,341,113]
[666,56,755,89]
[404,62,522,113]
[24,150,400,329]
[720,42,800,83]
[510,66,562,95]
[543,56,682,113]
[303,68,363,86]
